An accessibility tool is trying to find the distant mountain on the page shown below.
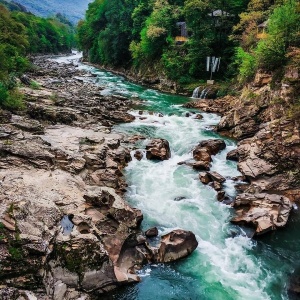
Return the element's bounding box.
[0,0,28,12]
[10,0,92,24]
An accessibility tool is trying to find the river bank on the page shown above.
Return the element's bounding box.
[0,54,200,299]
[0,53,299,300]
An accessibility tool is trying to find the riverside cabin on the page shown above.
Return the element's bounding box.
[175,22,188,44]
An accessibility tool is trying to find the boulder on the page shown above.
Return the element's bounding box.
[226,149,239,161]
[217,190,226,201]
[145,227,158,237]
[198,139,226,155]
[53,281,67,300]
[231,192,292,236]
[174,196,186,201]
[191,139,226,168]
[146,138,171,160]
[195,114,203,120]
[199,172,211,184]
[193,147,212,163]
[154,229,198,263]
[179,161,210,171]
[212,181,222,191]
[207,171,226,183]
[134,150,143,161]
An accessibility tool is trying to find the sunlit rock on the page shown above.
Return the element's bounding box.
[154,229,198,263]
[231,192,292,235]
[145,138,171,160]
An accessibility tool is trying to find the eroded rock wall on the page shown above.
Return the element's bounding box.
[217,62,300,201]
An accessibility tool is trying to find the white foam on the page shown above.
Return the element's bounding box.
[119,102,275,299]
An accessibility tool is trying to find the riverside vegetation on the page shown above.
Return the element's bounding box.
[0,0,75,111]
[77,0,300,87]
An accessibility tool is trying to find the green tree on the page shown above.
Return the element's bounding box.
[256,0,300,70]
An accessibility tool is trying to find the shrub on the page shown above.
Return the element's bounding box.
[30,80,41,89]
[235,47,257,83]
[0,83,24,111]
[255,0,300,71]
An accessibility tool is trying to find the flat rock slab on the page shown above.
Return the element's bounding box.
[231,192,292,235]
[207,171,226,183]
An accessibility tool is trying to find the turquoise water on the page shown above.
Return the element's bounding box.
[54,53,300,300]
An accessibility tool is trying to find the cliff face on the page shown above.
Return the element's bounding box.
[217,50,300,201]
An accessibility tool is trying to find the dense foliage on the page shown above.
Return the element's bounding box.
[78,0,248,82]
[78,0,300,84]
[0,3,74,110]
[233,0,300,83]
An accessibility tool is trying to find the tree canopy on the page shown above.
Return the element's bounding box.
[78,0,249,82]
[78,0,300,84]
[0,2,75,110]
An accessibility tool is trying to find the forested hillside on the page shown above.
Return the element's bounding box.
[78,0,300,85]
[10,0,93,24]
[0,2,74,110]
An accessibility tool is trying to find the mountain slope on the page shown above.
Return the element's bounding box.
[11,0,92,23]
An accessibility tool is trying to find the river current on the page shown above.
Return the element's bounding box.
[54,53,300,300]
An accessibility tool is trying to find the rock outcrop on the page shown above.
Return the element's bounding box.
[183,96,235,115]
[231,192,292,236]
[215,65,300,203]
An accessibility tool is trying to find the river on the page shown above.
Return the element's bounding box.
[55,53,300,300]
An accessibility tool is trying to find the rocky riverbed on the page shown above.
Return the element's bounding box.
[0,56,197,299]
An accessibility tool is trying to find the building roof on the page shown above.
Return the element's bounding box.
[258,20,268,28]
